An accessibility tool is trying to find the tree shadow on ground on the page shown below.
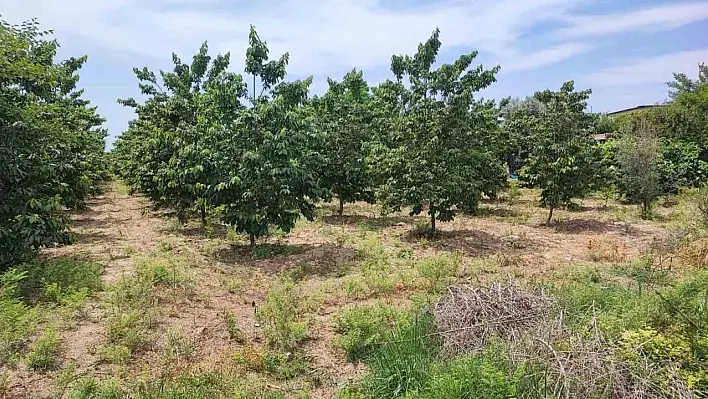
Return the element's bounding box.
[321,214,419,230]
[472,206,521,219]
[212,242,360,277]
[549,219,644,236]
[401,228,544,258]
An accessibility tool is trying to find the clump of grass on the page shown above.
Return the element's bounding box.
[586,237,627,263]
[255,279,312,379]
[25,328,61,370]
[257,279,309,353]
[335,303,408,362]
[101,260,165,362]
[15,258,103,304]
[348,236,401,297]
[411,351,517,399]
[135,257,185,288]
[364,313,438,398]
[416,251,462,293]
[224,278,242,294]
[164,329,195,361]
[225,312,245,343]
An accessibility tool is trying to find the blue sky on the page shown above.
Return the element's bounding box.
[2,0,707,148]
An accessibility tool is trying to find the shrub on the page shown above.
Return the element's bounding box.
[335,303,407,362]
[25,328,61,370]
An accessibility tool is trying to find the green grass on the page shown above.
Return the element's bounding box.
[25,328,61,370]
[335,303,409,362]
[66,372,294,399]
[363,313,437,398]
[15,258,103,303]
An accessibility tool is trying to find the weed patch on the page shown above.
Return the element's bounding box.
[416,251,462,293]
[25,328,61,370]
[335,303,409,362]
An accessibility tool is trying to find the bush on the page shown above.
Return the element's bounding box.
[25,328,61,370]
[335,303,408,362]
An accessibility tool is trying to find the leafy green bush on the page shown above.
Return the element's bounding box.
[1,19,108,271]
[335,303,408,362]
[25,328,61,370]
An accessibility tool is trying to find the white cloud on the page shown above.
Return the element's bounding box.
[1,0,707,77]
[0,0,585,75]
[502,43,592,73]
[559,2,708,37]
[584,49,708,86]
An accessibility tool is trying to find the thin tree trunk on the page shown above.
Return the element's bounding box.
[200,205,207,228]
[546,205,554,225]
[430,209,436,233]
[338,197,344,217]
[249,234,256,251]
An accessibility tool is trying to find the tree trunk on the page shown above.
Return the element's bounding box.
[200,205,207,228]
[338,197,344,217]
[249,234,256,251]
[430,209,436,233]
[546,205,554,225]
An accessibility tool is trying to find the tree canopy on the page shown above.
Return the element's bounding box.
[0,19,108,270]
[370,29,505,232]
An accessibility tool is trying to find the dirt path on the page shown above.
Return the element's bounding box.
[49,186,163,283]
[7,186,165,398]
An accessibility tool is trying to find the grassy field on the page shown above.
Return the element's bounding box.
[2,181,707,398]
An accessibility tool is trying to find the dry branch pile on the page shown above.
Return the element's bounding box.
[433,283,551,355]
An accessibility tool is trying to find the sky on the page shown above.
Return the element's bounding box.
[2,0,707,148]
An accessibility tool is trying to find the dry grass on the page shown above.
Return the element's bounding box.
[587,237,629,263]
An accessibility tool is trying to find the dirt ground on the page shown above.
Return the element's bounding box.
[4,184,677,398]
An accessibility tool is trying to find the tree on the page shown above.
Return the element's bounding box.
[1,18,107,269]
[212,26,325,248]
[312,69,375,216]
[616,122,662,218]
[115,43,245,226]
[369,29,503,233]
[520,81,600,224]
[498,96,546,176]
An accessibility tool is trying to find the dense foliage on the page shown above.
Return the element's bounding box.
[311,69,375,215]
[370,29,505,232]
[0,19,107,270]
[519,82,601,223]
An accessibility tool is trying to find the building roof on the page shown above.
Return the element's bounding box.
[607,104,665,116]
